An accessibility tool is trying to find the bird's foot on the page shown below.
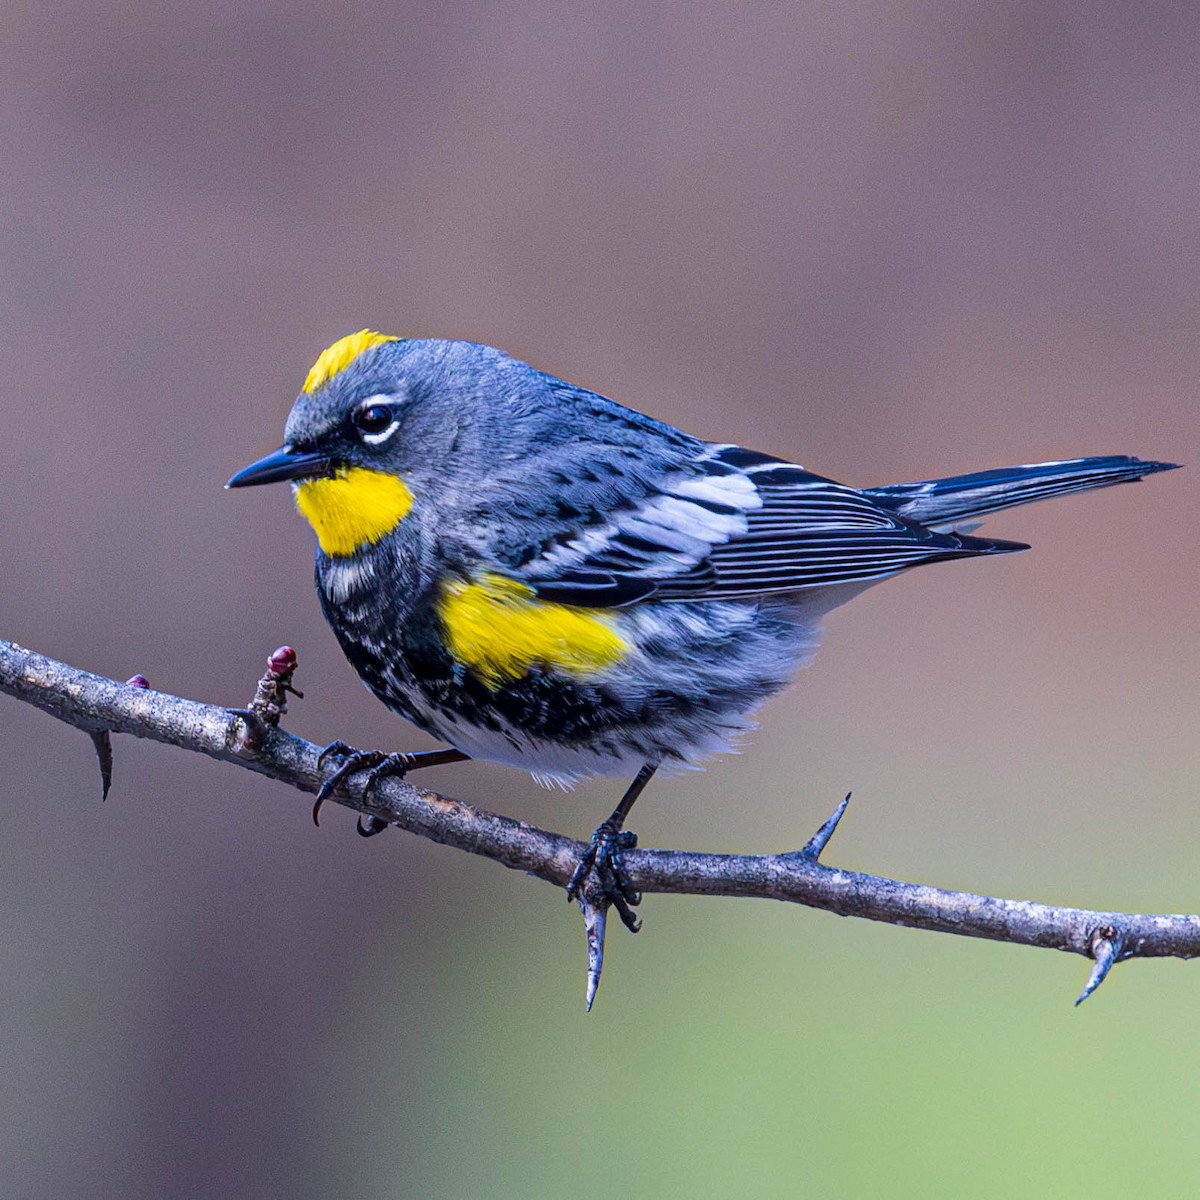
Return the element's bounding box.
[313,742,422,835]
[312,742,470,835]
[566,820,642,933]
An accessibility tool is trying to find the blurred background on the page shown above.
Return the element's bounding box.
[1,2,1197,1195]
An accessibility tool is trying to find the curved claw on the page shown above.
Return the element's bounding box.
[311,742,469,828]
[362,752,417,799]
[356,815,390,837]
[312,746,389,826]
[316,739,356,771]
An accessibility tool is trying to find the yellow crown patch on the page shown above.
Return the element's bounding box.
[302,330,398,394]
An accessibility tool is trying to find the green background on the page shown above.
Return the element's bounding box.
[1,3,1197,1196]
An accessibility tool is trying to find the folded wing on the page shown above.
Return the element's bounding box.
[518,445,1027,607]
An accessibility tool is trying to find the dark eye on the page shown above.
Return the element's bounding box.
[353,403,395,437]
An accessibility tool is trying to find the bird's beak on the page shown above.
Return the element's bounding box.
[225,445,332,488]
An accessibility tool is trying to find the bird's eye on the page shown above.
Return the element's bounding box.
[352,401,400,445]
[354,403,394,435]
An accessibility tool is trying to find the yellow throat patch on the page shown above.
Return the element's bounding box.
[294,467,414,557]
[303,330,398,394]
[438,573,628,687]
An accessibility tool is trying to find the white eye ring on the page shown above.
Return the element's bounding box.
[361,418,400,446]
[353,396,401,445]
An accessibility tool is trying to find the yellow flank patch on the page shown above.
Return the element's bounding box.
[294,467,414,556]
[439,573,628,687]
[302,330,398,394]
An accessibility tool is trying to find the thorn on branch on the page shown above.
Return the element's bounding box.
[90,673,151,799]
[230,645,301,751]
[90,730,113,800]
[579,896,608,1012]
[798,793,852,861]
[1075,924,1124,1006]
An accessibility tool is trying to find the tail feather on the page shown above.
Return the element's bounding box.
[863,456,1179,530]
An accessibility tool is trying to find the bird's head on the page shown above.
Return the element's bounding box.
[227,332,528,556]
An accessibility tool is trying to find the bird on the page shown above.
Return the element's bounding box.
[227,330,1178,929]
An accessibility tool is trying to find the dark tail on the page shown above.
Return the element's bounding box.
[863,456,1179,530]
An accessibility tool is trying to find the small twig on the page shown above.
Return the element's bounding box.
[1,637,1197,1008]
[229,646,302,750]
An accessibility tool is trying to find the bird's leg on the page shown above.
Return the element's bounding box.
[313,743,470,834]
[567,761,658,933]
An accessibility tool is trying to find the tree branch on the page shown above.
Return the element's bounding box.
[2,637,1196,1008]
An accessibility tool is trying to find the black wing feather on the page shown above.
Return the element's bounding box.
[520,444,1025,607]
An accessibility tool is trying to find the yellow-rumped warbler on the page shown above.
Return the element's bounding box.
[228,331,1177,925]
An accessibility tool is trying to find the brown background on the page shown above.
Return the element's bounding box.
[0,3,1197,1196]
